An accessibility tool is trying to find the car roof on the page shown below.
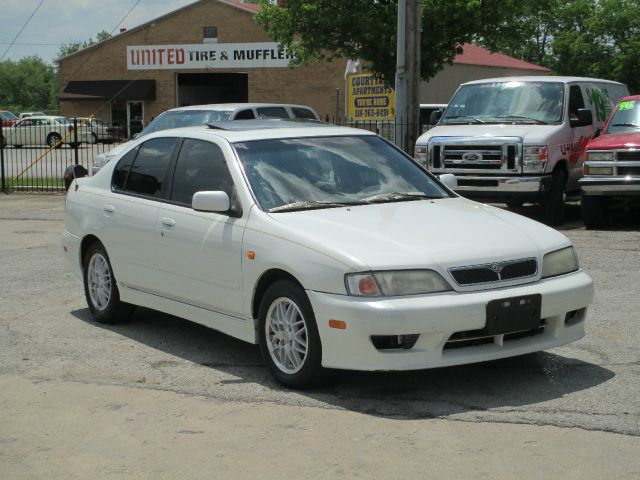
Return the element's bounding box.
[462,76,626,86]
[164,103,318,113]
[144,122,375,143]
[18,115,67,121]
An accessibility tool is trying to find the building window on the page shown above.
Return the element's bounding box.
[203,26,218,43]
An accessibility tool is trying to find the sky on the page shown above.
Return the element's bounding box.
[0,0,199,64]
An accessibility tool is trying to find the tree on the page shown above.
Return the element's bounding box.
[0,56,57,113]
[255,0,526,85]
[57,30,112,59]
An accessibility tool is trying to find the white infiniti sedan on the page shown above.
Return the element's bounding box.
[62,123,594,388]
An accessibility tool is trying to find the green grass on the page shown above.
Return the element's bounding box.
[2,177,65,192]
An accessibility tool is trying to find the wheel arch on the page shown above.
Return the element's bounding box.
[251,268,305,325]
[80,234,103,272]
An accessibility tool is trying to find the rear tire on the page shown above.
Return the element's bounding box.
[258,280,326,389]
[543,169,566,226]
[581,193,607,229]
[83,242,134,324]
[47,133,62,149]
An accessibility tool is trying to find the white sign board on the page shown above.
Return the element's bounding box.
[127,42,294,70]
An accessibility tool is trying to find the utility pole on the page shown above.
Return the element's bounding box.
[394,0,421,155]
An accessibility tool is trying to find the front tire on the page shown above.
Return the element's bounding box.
[581,193,607,229]
[258,280,325,389]
[47,133,62,149]
[83,242,134,324]
[543,169,566,226]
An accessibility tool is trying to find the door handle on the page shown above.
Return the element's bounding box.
[160,217,176,228]
[103,204,115,214]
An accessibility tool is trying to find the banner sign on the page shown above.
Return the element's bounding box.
[347,74,396,120]
[127,42,295,70]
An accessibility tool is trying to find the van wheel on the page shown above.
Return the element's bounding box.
[258,280,326,389]
[83,242,134,324]
[581,193,606,229]
[543,169,566,226]
[47,133,62,149]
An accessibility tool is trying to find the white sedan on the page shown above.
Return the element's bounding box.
[3,115,92,148]
[62,123,594,388]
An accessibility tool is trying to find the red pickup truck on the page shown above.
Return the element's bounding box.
[580,95,640,228]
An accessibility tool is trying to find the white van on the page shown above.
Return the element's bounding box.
[414,77,629,224]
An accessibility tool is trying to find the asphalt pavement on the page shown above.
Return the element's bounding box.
[0,194,638,479]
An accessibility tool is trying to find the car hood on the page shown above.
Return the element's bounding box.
[588,131,640,150]
[266,197,569,271]
[417,123,562,145]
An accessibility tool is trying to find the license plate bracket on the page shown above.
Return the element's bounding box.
[485,294,541,335]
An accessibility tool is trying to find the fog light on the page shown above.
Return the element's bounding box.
[371,334,419,350]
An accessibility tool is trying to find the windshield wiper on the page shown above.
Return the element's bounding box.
[495,115,548,125]
[268,200,361,213]
[360,192,442,204]
[610,122,640,128]
[443,115,485,124]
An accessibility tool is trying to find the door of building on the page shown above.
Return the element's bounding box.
[127,101,144,138]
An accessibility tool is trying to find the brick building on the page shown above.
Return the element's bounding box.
[58,0,548,134]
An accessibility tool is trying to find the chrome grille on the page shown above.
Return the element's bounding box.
[617,151,640,162]
[449,258,538,286]
[428,137,521,173]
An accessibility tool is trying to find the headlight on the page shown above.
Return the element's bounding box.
[345,270,452,297]
[586,151,614,161]
[415,145,427,166]
[541,246,579,279]
[523,145,548,173]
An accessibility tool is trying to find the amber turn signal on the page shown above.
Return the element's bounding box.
[328,319,347,330]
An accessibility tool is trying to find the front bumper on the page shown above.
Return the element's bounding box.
[309,271,593,371]
[453,175,551,200]
[580,177,640,195]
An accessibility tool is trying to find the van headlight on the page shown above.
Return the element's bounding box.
[541,246,579,278]
[415,145,428,166]
[523,145,548,173]
[345,270,452,296]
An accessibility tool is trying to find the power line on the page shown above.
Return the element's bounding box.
[0,0,46,62]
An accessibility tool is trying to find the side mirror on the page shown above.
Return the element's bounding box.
[570,108,593,128]
[439,173,458,191]
[430,110,443,125]
[192,191,230,213]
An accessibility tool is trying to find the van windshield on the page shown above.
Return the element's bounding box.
[441,81,565,125]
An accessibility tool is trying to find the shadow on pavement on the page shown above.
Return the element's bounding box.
[72,306,615,419]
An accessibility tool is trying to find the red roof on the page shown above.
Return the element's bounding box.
[217,0,260,14]
[455,43,549,72]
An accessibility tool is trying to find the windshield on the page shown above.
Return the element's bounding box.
[442,81,565,124]
[141,109,232,137]
[1,111,18,120]
[233,135,451,211]
[605,99,640,134]
[55,117,72,125]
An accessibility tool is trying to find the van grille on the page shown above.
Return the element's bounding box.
[428,138,521,172]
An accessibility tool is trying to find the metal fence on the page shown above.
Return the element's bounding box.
[1,117,428,194]
[0,119,129,193]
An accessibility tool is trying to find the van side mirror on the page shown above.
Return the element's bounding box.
[430,110,443,125]
[570,108,593,128]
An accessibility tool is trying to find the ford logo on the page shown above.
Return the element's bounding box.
[462,152,483,161]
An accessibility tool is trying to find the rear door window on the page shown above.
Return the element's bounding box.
[112,137,177,198]
[234,109,255,120]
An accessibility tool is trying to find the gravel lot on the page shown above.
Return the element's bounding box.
[1,194,638,478]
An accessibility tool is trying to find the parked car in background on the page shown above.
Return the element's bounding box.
[580,95,640,228]
[2,116,92,148]
[75,117,114,144]
[0,110,19,127]
[415,76,629,225]
[18,111,46,119]
[63,122,593,388]
[419,103,448,133]
[91,103,321,174]
[376,104,448,143]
